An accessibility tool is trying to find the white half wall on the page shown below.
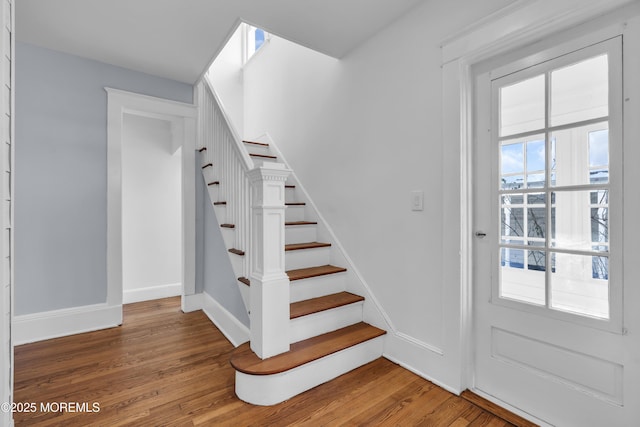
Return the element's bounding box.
[122,114,182,302]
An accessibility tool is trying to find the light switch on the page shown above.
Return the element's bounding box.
[411,190,424,211]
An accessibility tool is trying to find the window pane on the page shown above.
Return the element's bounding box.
[501,135,545,189]
[551,122,608,186]
[255,29,265,50]
[501,142,523,174]
[552,190,608,252]
[500,248,545,305]
[589,129,609,184]
[591,189,609,248]
[550,54,608,126]
[500,74,545,137]
[550,252,609,319]
[502,194,523,205]
[527,193,545,204]
[528,207,546,240]
[526,139,545,172]
[528,250,546,271]
[502,206,524,243]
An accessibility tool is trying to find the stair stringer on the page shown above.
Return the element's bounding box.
[253,133,396,337]
[197,168,251,312]
[196,79,257,318]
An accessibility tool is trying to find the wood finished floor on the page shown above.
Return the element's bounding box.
[14,297,515,426]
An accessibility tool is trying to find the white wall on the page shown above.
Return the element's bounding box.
[15,42,193,315]
[242,0,514,390]
[208,25,245,136]
[122,114,182,302]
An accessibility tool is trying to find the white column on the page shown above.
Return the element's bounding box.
[247,163,292,359]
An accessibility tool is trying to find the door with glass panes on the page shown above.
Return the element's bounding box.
[472,36,630,426]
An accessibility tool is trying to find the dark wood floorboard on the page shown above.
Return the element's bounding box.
[14,297,516,426]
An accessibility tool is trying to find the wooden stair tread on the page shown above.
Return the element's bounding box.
[285,221,317,226]
[249,153,277,159]
[285,185,295,189]
[243,140,269,147]
[287,265,346,281]
[290,292,364,319]
[220,223,235,229]
[229,248,245,256]
[201,163,213,169]
[238,265,346,286]
[285,242,331,251]
[286,202,306,206]
[230,322,386,375]
[213,201,227,206]
[207,181,219,186]
[197,147,207,152]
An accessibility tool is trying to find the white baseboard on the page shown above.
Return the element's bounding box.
[181,293,204,313]
[13,303,122,345]
[383,332,461,396]
[202,292,249,347]
[123,282,182,304]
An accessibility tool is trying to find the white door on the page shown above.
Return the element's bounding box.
[472,27,639,426]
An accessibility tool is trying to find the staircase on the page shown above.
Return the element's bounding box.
[196,80,386,406]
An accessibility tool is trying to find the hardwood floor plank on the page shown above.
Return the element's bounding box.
[461,390,538,427]
[14,297,518,426]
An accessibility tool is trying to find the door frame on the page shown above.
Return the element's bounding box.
[441,0,639,418]
[106,88,197,319]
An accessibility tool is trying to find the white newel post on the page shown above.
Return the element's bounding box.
[247,163,292,359]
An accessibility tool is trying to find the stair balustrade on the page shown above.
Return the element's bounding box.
[196,79,291,359]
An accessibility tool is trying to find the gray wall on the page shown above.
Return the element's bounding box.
[195,169,249,327]
[15,42,193,315]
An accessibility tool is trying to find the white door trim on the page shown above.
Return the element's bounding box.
[440,0,638,397]
[106,88,197,312]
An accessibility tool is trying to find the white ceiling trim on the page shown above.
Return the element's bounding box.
[441,0,638,65]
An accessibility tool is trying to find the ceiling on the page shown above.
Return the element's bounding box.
[16,0,427,84]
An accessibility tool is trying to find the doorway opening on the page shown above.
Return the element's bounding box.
[106,88,197,320]
[122,114,183,304]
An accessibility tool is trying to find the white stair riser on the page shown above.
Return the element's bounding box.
[245,144,271,156]
[230,252,244,277]
[290,302,363,343]
[285,206,306,222]
[251,157,280,167]
[290,273,346,303]
[206,185,219,202]
[285,225,317,244]
[213,205,226,223]
[234,335,385,406]
[221,227,235,249]
[285,188,296,203]
[201,167,215,183]
[285,247,331,270]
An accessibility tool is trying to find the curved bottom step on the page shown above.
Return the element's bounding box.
[231,323,386,406]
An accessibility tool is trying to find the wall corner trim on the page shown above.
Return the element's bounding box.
[201,292,250,347]
[181,293,204,313]
[12,303,122,345]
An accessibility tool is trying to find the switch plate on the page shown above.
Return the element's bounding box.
[411,190,424,211]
